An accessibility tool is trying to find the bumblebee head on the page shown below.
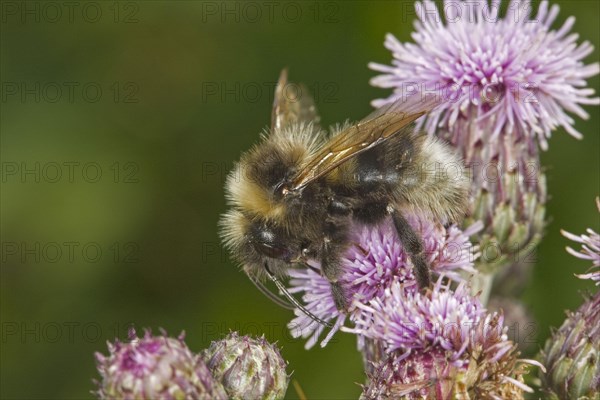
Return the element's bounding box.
[219,208,302,280]
[218,124,320,277]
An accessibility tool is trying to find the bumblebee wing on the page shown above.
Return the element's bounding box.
[271,69,320,132]
[289,94,439,192]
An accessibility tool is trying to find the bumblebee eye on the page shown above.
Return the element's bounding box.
[249,223,292,261]
[253,241,291,260]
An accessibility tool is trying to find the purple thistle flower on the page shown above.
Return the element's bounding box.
[94,328,227,400]
[370,0,599,150]
[287,214,481,349]
[354,282,541,398]
[561,197,600,285]
[349,280,485,364]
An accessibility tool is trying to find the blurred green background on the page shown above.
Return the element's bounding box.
[1,1,598,399]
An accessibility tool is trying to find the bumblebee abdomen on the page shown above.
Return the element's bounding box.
[344,133,418,197]
[328,139,410,224]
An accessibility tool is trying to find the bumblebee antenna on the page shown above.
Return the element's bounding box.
[249,276,295,310]
[264,262,333,328]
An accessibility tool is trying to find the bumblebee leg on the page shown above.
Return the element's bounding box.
[330,280,347,311]
[390,208,431,289]
[353,242,369,256]
[320,241,348,311]
[296,251,347,310]
[320,205,351,311]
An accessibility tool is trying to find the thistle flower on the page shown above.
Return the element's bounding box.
[370,0,599,150]
[368,0,600,280]
[201,332,289,400]
[350,280,484,362]
[561,197,600,285]
[287,214,481,349]
[539,292,600,399]
[353,281,540,399]
[94,328,227,400]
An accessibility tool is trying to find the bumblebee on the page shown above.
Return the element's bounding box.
[220,70,469,324]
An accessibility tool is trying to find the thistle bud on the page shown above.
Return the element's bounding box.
[94,329,227,400]
[455,121,546,285]
[201,332,289,400]
[414,87,548,303]
[539,292,600,399]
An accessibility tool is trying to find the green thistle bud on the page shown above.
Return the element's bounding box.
[201,332,289,400]
[459,129,547,282]
[539,292,600,400]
